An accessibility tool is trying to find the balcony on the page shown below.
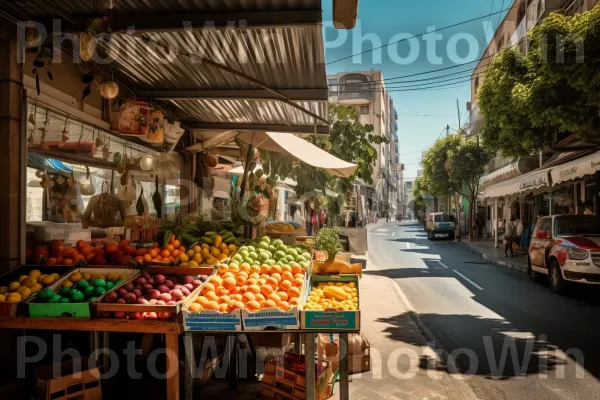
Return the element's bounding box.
[527,0,568,30]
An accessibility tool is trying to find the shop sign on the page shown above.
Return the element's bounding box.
[519,175,548,191]
[558,166,578,180]
[480,162,521,189]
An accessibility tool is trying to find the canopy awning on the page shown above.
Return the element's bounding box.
[483,168,551,199]
[551,151,600,186]
[237,132,358,178]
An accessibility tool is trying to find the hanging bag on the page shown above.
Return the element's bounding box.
[82,181,125,228]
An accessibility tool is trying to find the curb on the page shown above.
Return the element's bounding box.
[461,241,528,274]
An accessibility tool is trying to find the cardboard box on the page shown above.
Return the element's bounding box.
[241,307,300,331]
[261,354,331,400]
[182,309,242,331]
[317,334,371,375]
[33,358,101,400]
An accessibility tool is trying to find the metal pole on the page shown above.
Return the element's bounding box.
[494,197,498,248]
[304,333,316,400]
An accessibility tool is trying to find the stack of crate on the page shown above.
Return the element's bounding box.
[260,354,331,400]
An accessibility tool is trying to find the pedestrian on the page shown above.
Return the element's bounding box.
[584,201,595,215]
[504,216,517,257]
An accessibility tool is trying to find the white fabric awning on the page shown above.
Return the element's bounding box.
[551,151,600,186]
[483,168,551,199]
[238,131,358,178]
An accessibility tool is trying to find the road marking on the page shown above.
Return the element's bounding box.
[392,231,396,237]
[435,260,449,269]
[452,270,484,291]
[369,232,389,236]
[374,228,389,232]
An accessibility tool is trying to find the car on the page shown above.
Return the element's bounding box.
[425,212,456,240]
[528,214,600,293]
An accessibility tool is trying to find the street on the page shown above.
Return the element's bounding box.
[367,221,600,400]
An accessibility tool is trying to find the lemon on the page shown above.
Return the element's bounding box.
[82,272,92,281]
[30,283,43,293]
[179,262,189,267]
[17,287,31,298]
[17,275,28,283]
[0,286,8,294]
[0,294,5,302]
[193,245,202,253]
[179,253,190,263]
[50,273,60,280]
[192,253,203,263]
[62,280,73,288]
[28,269,41,279]
[22,277,37,288]
[8,282,21,292]
[6,292,21,303]
[69,272,82,283]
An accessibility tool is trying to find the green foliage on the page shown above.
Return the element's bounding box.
[478,6,600,158]
[422,135,462,197]
[314,227,342,261]
[258,103,388,218]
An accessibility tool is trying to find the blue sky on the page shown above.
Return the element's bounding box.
[322,0,510,180]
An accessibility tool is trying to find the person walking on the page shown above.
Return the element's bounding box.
[504,216,517,257]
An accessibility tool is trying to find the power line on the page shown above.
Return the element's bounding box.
[326,4,517,65]
[484,0,497,39]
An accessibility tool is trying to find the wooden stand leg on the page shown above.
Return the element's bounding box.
[227,334,239,389]
[339,333,349,400]
[304,333,316,400]
[183,332,195,400]
[165,333,179,400]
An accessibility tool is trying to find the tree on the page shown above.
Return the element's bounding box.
[421,135,492,240]
[258,103,388,223]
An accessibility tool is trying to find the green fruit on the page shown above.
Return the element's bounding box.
[84,286,95,298]
[77,280,90,289]
[60,297,71,303]
[274,250,286,260]
[258,253,269,263]
[94,287,107,297]
[70,289,84,302]
[268,245,277,252]
[232,254,243,262]
[248,252,258,260]
[265,259,276,266]
[239,250,249,258]
[243,258,254,266]
[277,245,288,252]
[302,252,311,260]
[290,261,301,268]
[276,260,285,266]
[272,239,284,247]
[258,242,269,250]
[247,245,256,252]
[59,287,71,296]
[201,236,214,244]
[38,288,55,301]
[260,236,271,244]
[287,248,299,257]
[49,294,62,303]
[106,281,114,290]
[204,231,218,237]
[87,297,97,302]
[285,255,295,262]
[93,279,107,288]
[238,246,248,253]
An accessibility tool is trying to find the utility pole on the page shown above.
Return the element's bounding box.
[456,99,461,130]
[446,124,450,137]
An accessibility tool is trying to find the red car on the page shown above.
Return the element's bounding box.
[528,215,600,293]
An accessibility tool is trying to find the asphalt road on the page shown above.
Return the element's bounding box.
[367,221,600,400]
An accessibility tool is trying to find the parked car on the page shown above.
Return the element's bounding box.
[528,214,600,293]
[425,212,456,240]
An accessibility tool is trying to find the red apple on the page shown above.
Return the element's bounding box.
[184,276,195,285]
[144,312,157,320]
[104,292,118,303]
[114,311,127,318]
[158,285,170,294]
[158,312,172,320]
[148,289,161,300]
[117,288,128,298]
[147,278,154,286]
[154,275,166,285]
[165,280,174,289]
[170,289,183,301]
[135,277,147,286]
[124,283,135,292]
[192,280,202,288]
[137,298,149,305]
[158,293,171,302]
[124,293,137,304]
[116,298,126,304]
[149,299,158,305]
[142,272,151,281]
[184,283,194,292]
[130,312,144,320]
[133,289,142,298]
[167,300,177,305]
[180,287,191,297]
[142,284,153,293]
[156,300,166,306]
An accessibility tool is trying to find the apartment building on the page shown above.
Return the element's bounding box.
[328,70,398,218]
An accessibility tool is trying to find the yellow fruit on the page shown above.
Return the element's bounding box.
[38,274,47,281]
[228,244,237,253]
[187,249,195,258]
[221,249,230,256]
[22,277,37,288]
[214,235,223,248]
[82,272,92,281]
[219,243,228,252]
[29,269,41,279]
[179,262,189,267]
[192,253,203,264]
[69,272,82,283]
[8,282,21,292]
[50,273,60,280]
[42,275,55,286]
[188,261,199,267]
[206,257,217,266]
[17,275,28,283]
[0,286,7,294]
[6,292,21,303]
[210,247,221,257]
[118,274,128,281]
[201,243,210,249]
[193,245,202,253]
[17,287,32,298]
[62,280,73,288]
[30,283,42,293]
[0,294,5,302]
[218,253,228,262]
[201,248,211,259]
[179,253,190,263]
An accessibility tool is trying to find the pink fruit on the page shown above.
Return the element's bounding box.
[184,276,195,285]
[158,285,170,294]
[148,289,161,300]
[167,300,177,305]
[184,283,194,291]
[117,288,128,298]
[130,312,144,320]
[124,293,137,304]
[114,311,127,318]
[134,284,142,291]
[116,298,126,304]
[144,312,157,320]
[173,284,183,290]
[158,312,171,320]
[133,289,142,298]
[142,284,153,293]
[137,298,149,305]
[170,289,184,301]
[165,280,174,289]
[181,287,191,297]
[147,278,154,286]
[142,272,151,281]
[149,299,158,305]
[192,280,202,288]
[154,275,166,285]
[158,293,171,302]
[156,300,166,306]
[136,277,147,286]
[104,292,118,303]
[124,283,134,292]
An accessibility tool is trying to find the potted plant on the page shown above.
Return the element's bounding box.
[315,227,342,262]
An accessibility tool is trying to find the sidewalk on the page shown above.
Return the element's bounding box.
[333,274,477,400]
[365,220,386,231]
[462,239,528,273]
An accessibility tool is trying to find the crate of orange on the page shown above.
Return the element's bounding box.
[141,236,186,266]
[182,262,307,331]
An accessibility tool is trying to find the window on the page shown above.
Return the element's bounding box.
[328,78,338,92]
[538,218,552,237]
[360,106,369,115]
[474,77,480,95]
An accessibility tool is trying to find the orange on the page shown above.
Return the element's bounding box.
[218,295,230,304]
[279,301,291,311]
[260,265,271,274]
[239,286,248,295]
[237,271,249,279]
[143,254,152,262]
[266,277,279,289]
[281,265,292,273]
[205,301,220,310]
[218,264,228,274]
[173,240,181,249]
[47,257,57,266]
[179,246,186,255]
[134,256,144,263]
[289,297,299,306]
[247,278,258,286]
[171,249,180,258]
[197,297,209,306]
[153,242,160,248]
[205,291,219,302]
[260,285,274,297]
[294,273,304,280]
[277,291,289,302]
[155,256,163,261]
[245,300,261,312]
[232,294,243,302]
[263,299,277,309]
[235,275,247,286]
[259,273,270,280]
[292,278,304,288]
[258,279,267,286]
[211,276,223,287]
[242,292,255,304]
[76,240,88,250]
[287,287,301,298]
[41,275,55,286]
[222,272,235,280]
[249,272,260,281]
[240,263,251,273]
[279,280,292,292]
[271,265,282,274]
[166,244,175,252]
[255,293,265,302]
[247,284,261,295]
[228,264,240,273]
[271,273,282,283]
[149,249,159,258]
[201,282,216,295]
[231,301,245,311]
[136,248,148,256]
[63,258,74,266]
[250,265,261,275]
[222,277,236,291]
[268,293,281,305]
[219,303,229,313]
[282,272,294,282]
[218,288,230,296]
[161,250,171,258]
[188,303,202,312]
[291,265,302,275]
